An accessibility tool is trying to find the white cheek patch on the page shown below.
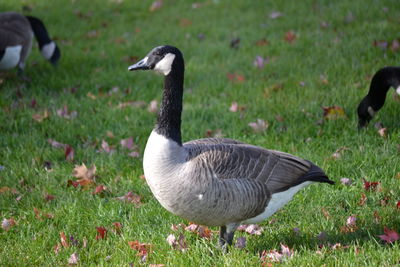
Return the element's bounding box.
[367,106,375,117]
[154,53,175,75]
[396,86,400,95]
[0,45,22,70]
[40,41,56,60]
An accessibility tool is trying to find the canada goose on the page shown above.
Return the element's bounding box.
[128,45,334,248]
[0,12,60,74]
[357,66,400,128]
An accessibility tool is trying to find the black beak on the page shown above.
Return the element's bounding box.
[128,58,150,71]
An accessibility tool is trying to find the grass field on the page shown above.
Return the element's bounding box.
[1,0,399,265]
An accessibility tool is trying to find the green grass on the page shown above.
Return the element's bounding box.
[1,0,399,265]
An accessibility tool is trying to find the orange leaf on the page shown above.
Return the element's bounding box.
[60,232,69,247]
[284,31,297,43]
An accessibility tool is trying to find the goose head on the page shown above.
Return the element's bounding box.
[357,96,374,128]
[128,45,183,76]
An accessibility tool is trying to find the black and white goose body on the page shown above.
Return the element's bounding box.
[128,45,334,247]
[357,66,400,128]
[0,12,60,73]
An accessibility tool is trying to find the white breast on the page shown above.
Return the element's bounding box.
[0,45,22,70]
[143,130,187,205]
[243,181,312,224]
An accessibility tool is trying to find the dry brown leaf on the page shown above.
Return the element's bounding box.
[284,31,297,43]
[322,106,346,120]
[32,110,49,122]
[73,164,96,180]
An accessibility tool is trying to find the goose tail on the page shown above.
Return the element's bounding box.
[299,161,334,185]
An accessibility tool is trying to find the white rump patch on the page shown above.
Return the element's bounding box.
[367,106,375,117]
[396,86,400,96]
[154,53,175,75]
[198,194,203,200]
[0,45,22,70]
[243,182,312,224]
[40,41,56,60]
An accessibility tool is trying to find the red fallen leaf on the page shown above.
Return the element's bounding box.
[44,194,55,202]
[397,201,400,209]
[226,72,245,83]
[96,226,107,240]
[284,31,296,43]
[184,223,212,239]
[359,193,367,206]
[362,178,380,191]
[60,231,69,247]
[65,145,74,162]
[30,98,37,108]
[149,0,163,12]
[255,38,269,46]
[378,227,399,244]
[113,222,123,233]
[67,179,79,188]
[2,218,16,231]
[322,106,346,120]
[92,185,106,195]
[68,252,79,265]
[128,240,152,259]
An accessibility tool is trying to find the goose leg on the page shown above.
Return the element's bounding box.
[219,224,237,250]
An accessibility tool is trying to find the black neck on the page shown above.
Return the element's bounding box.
[25,16,52,48]
[367,66,400,111]
[155,60,185,145]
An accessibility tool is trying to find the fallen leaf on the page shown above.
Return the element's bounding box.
[373,210,381,224]
[166,234,187,251]
[44,194,55,202]
[68,252,79,265]
[204,129,223,138]
[32,110,49,122]
[1,218,16,231]
[255,38,269,46]
[60,232,69,247]
[322,106,346,120]
[237,224,263,235]
[47,139,66,149]
[340,178,352,186]
[330,147,350,160]
[397,201,400,209]
[184,223,212,239]
[113,222,123,234]
[116,192,143,207]
[65,145,74,162]
[56,105,78,119]
[149,0,163,12]
[120,137,134,150]
[321,208,331,219]
[359,193,367,206]
[284,31,296,43]
[73,164,96,180]
[261,244,294,263]
[341,215,358,233]
[101,140,115,154]
[0,187,19,195]
[362,178,380,191]
[128,240,152,260]
[92,185,107,195]
[378,227,399,244]
[87,92,97,100]
[96,227,107,240]
[378,127,388,138]
[253,55,269,68]
[269,11,282,19]
[148,100,158,113]
[248,119,269,133]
